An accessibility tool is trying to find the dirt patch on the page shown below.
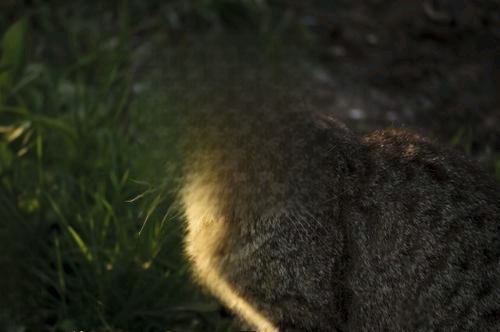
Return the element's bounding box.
[303,0,499,153]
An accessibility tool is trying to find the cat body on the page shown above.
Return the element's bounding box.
[180,109,500,331]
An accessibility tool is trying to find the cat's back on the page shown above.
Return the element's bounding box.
[346,128,500,331]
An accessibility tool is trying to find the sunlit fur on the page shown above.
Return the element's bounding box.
[183,172,279,332]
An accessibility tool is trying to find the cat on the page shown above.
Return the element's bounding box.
[179,107,500,331]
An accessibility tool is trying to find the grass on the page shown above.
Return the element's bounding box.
[0,3,246,331]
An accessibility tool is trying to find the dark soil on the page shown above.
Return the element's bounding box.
[302,0,499,156]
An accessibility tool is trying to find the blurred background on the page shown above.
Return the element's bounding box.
[0,1,499,331]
